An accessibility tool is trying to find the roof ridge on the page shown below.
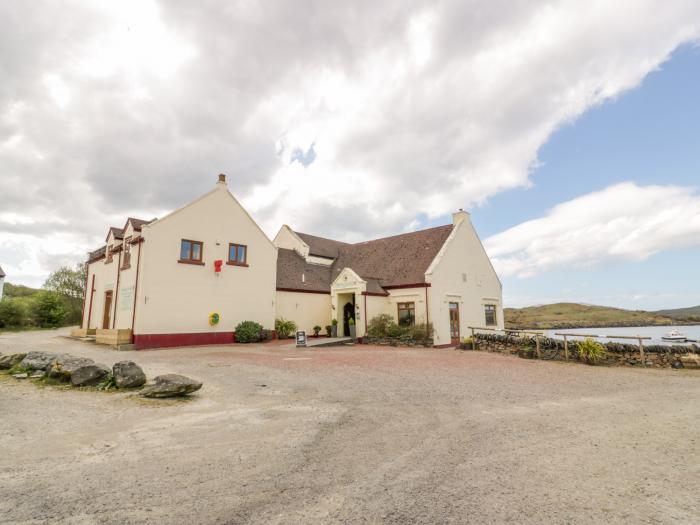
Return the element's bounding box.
[349,223,453,246]
[296,223,453,247]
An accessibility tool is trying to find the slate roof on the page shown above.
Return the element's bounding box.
[88,246,106,262]
[125,217,153,231]
[106,227,124,242]
[295,232,350,259]
[276,224,454,293]
[276,248,333,292]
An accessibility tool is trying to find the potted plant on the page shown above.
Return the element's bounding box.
[348,317,356,340]
[325,325,332,337]
[313,325,322,338]
[460,336,475,350]
[331,318,338,338]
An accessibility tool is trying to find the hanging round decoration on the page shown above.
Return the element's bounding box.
[209,312,220,326]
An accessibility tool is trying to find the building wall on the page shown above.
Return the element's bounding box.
[273,225,308,256]
[275,290,331,334]
[426,213,503,346]
[134,183,277,336]
[112,226,141,331]
[82,253,120,330]
[0,276,4,300]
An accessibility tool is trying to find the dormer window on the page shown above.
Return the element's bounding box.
[105,245,113,263]
[227,243,248,266]
[179,239,204,265]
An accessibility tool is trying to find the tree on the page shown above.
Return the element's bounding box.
[32,290,68,328]
[43,264,86,300]
[0,298,28,328]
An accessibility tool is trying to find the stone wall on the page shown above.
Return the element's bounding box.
[361,336,434,348]
[466,333,700,368]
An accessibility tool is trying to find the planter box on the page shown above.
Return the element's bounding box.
[70,328,96,338]
[96,329,132,346]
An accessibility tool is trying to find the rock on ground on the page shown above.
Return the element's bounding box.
[47,356,96,381]
[19,351,57,371]
[112,361,146,388]
[0,353,27,369]
[70,364,110,387]
[140,374,202,398]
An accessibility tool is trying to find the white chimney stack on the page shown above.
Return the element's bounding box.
[452,209,470,225]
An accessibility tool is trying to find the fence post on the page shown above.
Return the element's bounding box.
[535,334,541,359]
[638,337,646,367]
[563,335,569,361]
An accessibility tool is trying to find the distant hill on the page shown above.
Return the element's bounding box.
[2,282,41,298]
[505,302,679,330]
[654,305,700,321]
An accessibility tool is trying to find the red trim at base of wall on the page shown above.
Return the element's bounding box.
[134,332,236,350]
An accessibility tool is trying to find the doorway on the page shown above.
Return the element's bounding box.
[343,300,355,337]
[449,302,460,345]
[102,290,113,329]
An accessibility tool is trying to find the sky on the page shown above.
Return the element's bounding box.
[1,0,699,310]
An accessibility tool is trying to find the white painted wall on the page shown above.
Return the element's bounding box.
[273,225,308,256]
[275,291,331,334]
[82,252,120,330]
[0,276,4,300]
[134,182,277,335]
[426,212,503,346]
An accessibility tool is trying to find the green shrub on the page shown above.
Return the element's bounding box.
[348,317,355,326]
[312,325,322,336]
[275,318,297,339]
[367,314,394,337]
[406,323,433,341]
[0,298,28,328]
[97,373,117,391]
[235,320,263,343]
[576,338,606,364]
[325,325,332,337]
[331,318,338,326]
[386,322,406,338]
[31,291,68,328]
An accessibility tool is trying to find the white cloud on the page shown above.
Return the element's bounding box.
[486,182,700,278]
[1,1,700,285]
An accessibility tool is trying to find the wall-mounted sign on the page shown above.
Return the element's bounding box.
[209,312,220,326]
[119,286,134,311]
[296,330,307,347]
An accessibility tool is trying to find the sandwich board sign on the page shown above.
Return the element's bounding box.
[296,330,307,347]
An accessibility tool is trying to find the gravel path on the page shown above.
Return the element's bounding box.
[1,328,699,524]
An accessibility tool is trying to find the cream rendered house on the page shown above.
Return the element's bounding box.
[81,175,277,348]
[273,210,503,347]
[0,265,5,300]
[81,174,502,349]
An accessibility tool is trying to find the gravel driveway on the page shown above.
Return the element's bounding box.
[1,328,699,524]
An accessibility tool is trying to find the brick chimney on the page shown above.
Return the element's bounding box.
[217,173,226,184]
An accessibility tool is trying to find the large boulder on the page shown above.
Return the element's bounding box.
[0,353,27,370]
[47,356,96,381]
[71,364,110,387]
[112,361,146,388]
[19,351,57,371]
[140,374,202,398]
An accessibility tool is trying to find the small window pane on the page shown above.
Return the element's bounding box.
[229,245,236,261]
[485,305,497,326]
[191,242,201,260]
[238,245,246,262]
[180,240,191,260]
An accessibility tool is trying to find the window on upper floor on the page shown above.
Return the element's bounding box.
[179,239,204,265]
[121,238,132,268]
[484,304,497,326]
[105,245,113,264]
[397,302,415,326]
[227,243,248,266]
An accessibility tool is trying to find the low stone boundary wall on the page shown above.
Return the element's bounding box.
[361,336,434,348]
[467,333,700,368]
